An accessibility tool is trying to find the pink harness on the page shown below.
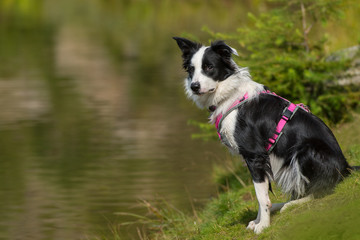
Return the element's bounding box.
[213,90,310,153]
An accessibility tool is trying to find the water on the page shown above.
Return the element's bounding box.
[0,1,264,239]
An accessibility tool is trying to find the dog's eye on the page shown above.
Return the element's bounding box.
[204,64,213,72]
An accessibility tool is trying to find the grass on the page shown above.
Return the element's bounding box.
[144,171,360,240]
[111,114,360,240]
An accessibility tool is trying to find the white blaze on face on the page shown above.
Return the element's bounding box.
[190,46,217,95]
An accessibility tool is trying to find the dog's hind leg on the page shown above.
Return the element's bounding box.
[280,194,313,213]
[247,178,272,234]
[270,202,285,213]
[269,195,313,214]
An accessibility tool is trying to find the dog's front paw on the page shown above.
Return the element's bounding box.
[247,220,269,234]
[254,221,269,234]
[246,220,256,230]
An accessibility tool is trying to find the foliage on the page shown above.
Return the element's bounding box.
[203,0,360,126]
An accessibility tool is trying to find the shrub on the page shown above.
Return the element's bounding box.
[204,0,360,125]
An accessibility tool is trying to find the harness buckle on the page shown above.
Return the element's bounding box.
[282,108,293,119]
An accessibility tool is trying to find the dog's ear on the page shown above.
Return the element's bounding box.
[211,41,239,59]
[173,37,201,57]
[173,37,202,70]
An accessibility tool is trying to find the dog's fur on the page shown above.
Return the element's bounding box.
[173,37,352,234]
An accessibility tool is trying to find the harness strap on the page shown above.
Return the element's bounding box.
[213,90,310,153]
[265,103,306,152]
[215,93,250,140]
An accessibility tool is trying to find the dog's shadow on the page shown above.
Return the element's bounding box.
[226,208,257,227]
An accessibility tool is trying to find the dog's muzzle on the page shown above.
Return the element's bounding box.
[190,82,200,93]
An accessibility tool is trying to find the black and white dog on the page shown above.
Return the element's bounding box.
[173,37,353,234]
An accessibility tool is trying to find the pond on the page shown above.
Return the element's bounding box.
[0,1,264,239]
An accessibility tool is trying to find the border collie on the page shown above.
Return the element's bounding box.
[173,37,353,234]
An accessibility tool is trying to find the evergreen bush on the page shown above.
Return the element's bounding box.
[202,0,360,126]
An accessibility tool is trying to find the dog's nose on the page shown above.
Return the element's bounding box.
[190,82,200,93]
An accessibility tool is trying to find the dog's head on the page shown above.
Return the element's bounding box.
[173,37,239,99]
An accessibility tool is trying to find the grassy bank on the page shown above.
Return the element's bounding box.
[144,173,360,240]
[139,114,360,240]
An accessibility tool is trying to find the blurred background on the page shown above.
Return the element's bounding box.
[0,0,359,239]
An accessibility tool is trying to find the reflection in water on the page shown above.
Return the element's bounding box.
[55,25,130,118]
[0,77,49,125]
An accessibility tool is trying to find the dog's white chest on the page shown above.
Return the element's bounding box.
[218,110,239,153]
